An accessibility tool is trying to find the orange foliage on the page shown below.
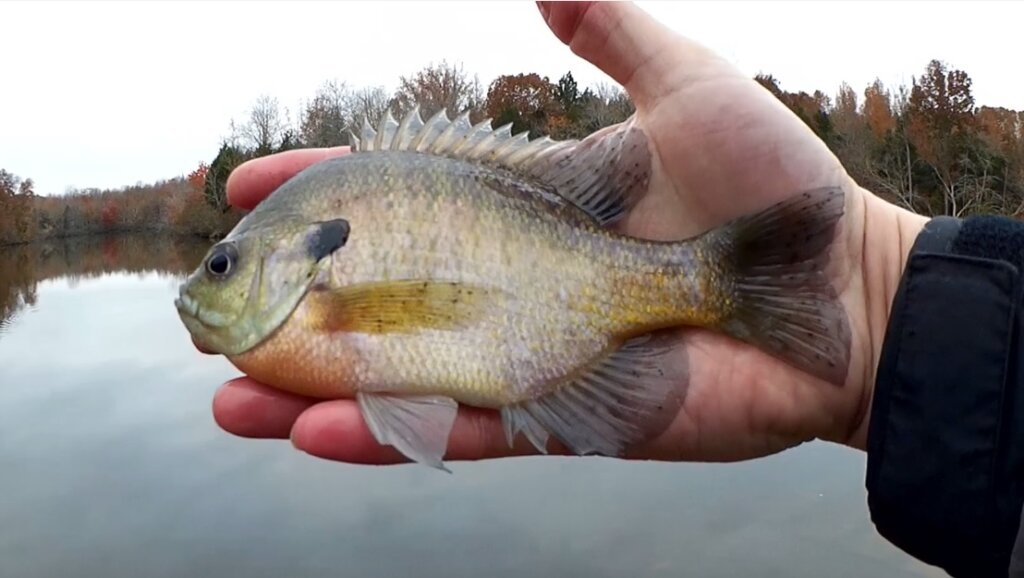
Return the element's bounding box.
[546,113,571,137]
[863,79,896,139]
[907,59,976,176]
[187,163,209,191]
[485,73,558,119]
[391,61,485,122]
[101,199,120,229]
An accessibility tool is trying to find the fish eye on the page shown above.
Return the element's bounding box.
[205,243,238,278]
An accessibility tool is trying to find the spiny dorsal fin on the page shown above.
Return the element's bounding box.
[348,104,652,227]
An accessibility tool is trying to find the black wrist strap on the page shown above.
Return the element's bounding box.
[867,213,1024,577]
[911,215,962,253]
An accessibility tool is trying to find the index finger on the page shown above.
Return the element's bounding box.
[226,146,351,210]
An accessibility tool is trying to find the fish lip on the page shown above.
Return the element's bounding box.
[175,286,219,355]
[174,286,201,320]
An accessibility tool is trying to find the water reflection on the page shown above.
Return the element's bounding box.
[0,234,207,337]
[0,234,943,578]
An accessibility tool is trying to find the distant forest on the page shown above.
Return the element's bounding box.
[1,58,1021,246]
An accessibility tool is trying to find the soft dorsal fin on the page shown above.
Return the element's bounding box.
[349,105,652,227]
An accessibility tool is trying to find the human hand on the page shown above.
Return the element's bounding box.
[210,1,928,465]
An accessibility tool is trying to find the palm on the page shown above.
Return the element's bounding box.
[210,1,874,465]
[612,73,870,462]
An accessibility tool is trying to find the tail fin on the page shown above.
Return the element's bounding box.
[714,186,851,386]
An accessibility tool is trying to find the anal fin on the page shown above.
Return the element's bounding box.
[501,332,687,457]
[357,392,459,472]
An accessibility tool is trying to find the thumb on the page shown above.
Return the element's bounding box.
[536,1,738,109]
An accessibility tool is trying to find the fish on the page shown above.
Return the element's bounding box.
[174,104,851,471]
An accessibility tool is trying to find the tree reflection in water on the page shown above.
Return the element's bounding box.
[0,234,210,338]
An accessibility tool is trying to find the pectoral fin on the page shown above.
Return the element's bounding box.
[305,280,497,334]
[357,392,459,472]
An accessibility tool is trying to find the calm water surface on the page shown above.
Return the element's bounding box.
[0,234,942,578]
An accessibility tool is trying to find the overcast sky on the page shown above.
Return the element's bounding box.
[2,0,1021,197]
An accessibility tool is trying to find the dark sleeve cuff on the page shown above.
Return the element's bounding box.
[867,215,1024,577]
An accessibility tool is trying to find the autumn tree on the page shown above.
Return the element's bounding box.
[863,79,896,138]
[977,106,1024,213]
[828,82,881,202]
[831,82,859,135]
[484,73,560,138]
[906,59,984,215]
[823,79,922,212]
[761,72,914,211]
[187,163,209,191]
[390,61,485,122]
[0,169,36,244]
[873,82,924,210]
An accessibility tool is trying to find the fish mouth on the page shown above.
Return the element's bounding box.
[175,285,224,355]
[174,283,234,329]
[174,283,222,335]
[174,283,219,327]
[174,286,200,321]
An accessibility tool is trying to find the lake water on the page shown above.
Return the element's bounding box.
[0,234,942,578]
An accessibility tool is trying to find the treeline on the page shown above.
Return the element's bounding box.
[757,59,1023,217]
[1,58,1021,248]
[199,63,635,220]
[0,62,632,246]
[0,166,242,245]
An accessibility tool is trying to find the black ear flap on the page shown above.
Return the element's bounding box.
[306,218,351,261]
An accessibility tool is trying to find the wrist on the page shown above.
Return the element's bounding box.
[843,188,927,451]
[860,206,1024,576]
